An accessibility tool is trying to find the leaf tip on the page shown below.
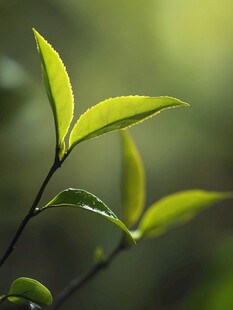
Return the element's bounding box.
[167,96,190,107]
[32,28,41,43]
[182,101,190,107]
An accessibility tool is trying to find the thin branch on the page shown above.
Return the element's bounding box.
[0,151,61,269]
[51,240,125,310]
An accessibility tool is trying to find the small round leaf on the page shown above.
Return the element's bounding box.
[8,277,53,306]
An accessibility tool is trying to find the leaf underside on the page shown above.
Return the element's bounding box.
[69,96,188,150]
[136,190,233,240]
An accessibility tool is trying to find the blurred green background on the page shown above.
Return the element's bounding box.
[0,0,233,309]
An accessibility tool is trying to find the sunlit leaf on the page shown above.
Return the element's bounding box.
[135,190,233,240]
[7,277,53,306]
[121,130,145,228]
[69,96,188,150]
[36,188,135,246]
[33,29,74,158]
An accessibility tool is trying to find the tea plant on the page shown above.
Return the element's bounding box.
[0,29,232,309]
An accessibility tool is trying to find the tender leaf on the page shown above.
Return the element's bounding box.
[121,130,145,228]
[136,190,233,240]
[93,246,106,264]
[33,29,74,158]
[8,277,53,306]
[37,188,135,246]
[69,96,188,150]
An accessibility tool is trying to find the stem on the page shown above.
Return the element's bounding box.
[52,240,125,310]
[0,151,61,269]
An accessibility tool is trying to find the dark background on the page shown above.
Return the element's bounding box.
[0,1,233,309]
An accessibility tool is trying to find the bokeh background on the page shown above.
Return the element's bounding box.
[1,0,233,309]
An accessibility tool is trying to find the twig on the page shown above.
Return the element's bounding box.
[51,240,125,310]
[0,150,61,269]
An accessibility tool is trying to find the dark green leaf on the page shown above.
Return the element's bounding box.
[121,130,145,227]
[69,96,188,150]
[36,188,135,246]
[135,190,233,240]
[7,277,52,306]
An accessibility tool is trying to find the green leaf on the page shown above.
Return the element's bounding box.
[36,188,136,246]
[136,190,233,240]
[93,246,106,264]
[69,96,188,150]
[121,130,145,228]
[7,277,53,306]
[33,29,74,158]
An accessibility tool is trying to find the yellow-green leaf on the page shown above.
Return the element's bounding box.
[33,29,74,158]
[69,96,188,150]
[8,277,52,306]
[136,190,233,240]
[121,130,145,228]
